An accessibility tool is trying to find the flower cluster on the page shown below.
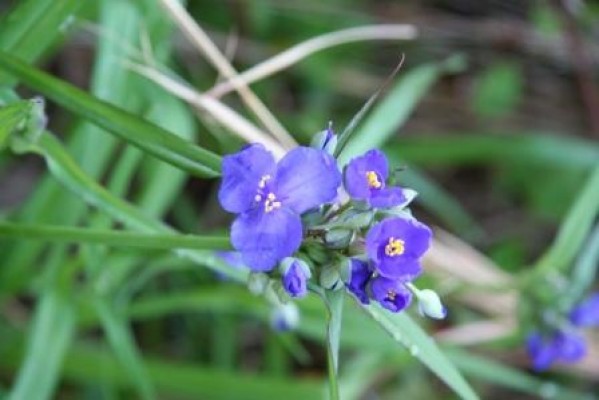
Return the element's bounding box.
[526,293,599,371]
[218,128,445,320]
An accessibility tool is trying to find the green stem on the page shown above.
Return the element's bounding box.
[0,222,231,251]
[326,344,340,400]
[324,290,344,400]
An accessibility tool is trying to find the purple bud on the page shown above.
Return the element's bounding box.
[281,258,310,298]
[346,259,371,304]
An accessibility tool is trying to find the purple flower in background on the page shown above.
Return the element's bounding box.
[570,293,599,327]
[219,144,341,271]
[346,259,372,304]
[527,330,587,372]
[282,259,309,298]
[371,276,412,313]
[344,149,406,208]
[365,217,432,280]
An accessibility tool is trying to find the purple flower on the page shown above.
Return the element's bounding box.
[282,259,310,298]
[346,259,371,304]
[365,217,431,280]
[344,149,406,208]
[569,293,599,327]
[219,144,341,271]
[526,330,587,372]
[371,276,412,313]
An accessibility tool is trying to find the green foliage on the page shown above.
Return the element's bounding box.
[471,62,523,118]
[0,0,598,399]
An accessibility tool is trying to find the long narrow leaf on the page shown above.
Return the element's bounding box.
[338,56,463,166]
[8,290,76,400]
[0,222,230,251]
[362,304,479,400]
[0,51,222,177]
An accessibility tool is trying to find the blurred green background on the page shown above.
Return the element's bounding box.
[0,0,598,399]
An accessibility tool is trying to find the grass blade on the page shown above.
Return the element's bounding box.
[535,165,599,274]
[94,298,156,400]
[362,304,479,400]
[0,51,222,177]
[338,56,464,166]
[8,289,76,400]
[0,222,230,251]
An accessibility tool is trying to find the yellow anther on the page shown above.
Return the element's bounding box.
[258,174,272,189]
[365,171,382,189]
[263,192,282,213]
[384,237,405,257]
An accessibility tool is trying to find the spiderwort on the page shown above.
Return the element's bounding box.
[219,144,341,271]
[346,259,371,304]
[365,217,432,280]
[569,292,599,327]
[344,149,406,208]
[527,330,587,371]
[370,276,412,313]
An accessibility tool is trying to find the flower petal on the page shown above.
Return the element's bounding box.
[231,207,302,271]
[377,258,422,281]
[219,144,276,213]
[276,147,341,214]
[555,331,586,362]
[369,187,407,209]
[346,259,371,304]
[370,277,412,313]
[569,293,599,327]
[527,332,557,372]
[366,217,431,263]
[344,149,389,201]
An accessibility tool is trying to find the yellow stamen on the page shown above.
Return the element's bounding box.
[365,171,382,189]
[384,237,405,257]
[387,290,396,301]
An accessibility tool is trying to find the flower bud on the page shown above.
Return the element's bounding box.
[320,264,343,291]
[247,272,269,295]
[25,96,47,142]
[310,125,337,155]
[416,289,447,320]
[332,209,373,229]
[271,303,300,332]
[324,228,354,249]
[279,258,312,298]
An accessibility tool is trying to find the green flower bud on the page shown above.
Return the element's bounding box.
[319,264,343,291]
[324,228,354,249]
[416,289,447,320]
[310,125,337,155]
[247,272,269,295]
